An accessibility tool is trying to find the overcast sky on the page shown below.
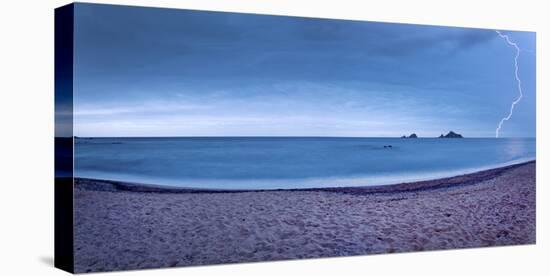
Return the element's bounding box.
[73,3,536,137]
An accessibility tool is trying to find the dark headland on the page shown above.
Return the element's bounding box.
[439,131,463,138]
[401,133,418,138]
[401,131,463,138]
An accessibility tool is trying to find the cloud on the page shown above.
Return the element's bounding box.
[75,100,210,116]
[72,4,535,138]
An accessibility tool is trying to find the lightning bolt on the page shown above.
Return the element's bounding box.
[495,30,523,138]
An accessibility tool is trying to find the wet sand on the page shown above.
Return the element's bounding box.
[73,161,536,273]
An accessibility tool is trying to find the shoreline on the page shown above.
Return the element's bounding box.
[74,161,536,273]
[75,160,535,194]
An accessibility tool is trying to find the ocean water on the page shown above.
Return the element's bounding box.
[75,137,535,190]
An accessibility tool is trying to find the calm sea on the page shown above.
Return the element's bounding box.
[75,137,535,189]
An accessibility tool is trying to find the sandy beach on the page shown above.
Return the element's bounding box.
[73,161,535,273]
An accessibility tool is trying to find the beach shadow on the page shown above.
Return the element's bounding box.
[39,256,54,267]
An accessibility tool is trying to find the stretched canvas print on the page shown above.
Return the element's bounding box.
[55,2,536,273]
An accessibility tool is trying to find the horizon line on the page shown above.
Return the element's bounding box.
[67,135,536,139]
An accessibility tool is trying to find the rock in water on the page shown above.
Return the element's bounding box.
[439,131,463,138]
[401,133,418,138]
